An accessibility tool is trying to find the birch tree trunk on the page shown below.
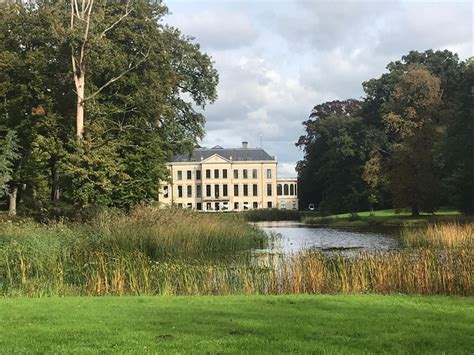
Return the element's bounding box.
[8,186,18,217]
[75,75,85,139]
[70,0,135,140]
[71,0,94,140]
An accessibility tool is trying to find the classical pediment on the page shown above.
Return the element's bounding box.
[201,154,232,164]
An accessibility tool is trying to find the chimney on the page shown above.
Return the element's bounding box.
[241,141,248,149]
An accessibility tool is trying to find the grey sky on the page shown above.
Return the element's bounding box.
[165,0,473,176]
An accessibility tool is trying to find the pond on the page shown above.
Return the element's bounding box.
[253,221,401,253]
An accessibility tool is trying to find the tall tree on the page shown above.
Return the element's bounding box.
[0,130,19,215]
[383,66,442,216]
[0,1,218,212]
[443,58,474,214]
[296,110,386,213]
[362,49,464,127]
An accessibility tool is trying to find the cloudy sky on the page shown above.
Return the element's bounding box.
[165,0,473,176]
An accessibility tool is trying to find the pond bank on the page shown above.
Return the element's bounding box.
[303,213,470,227]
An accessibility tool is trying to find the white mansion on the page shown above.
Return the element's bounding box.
[158,142,298,211]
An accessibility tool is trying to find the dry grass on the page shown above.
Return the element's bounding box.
[402,223,473,248]
[1,212,472,297]
[1,248,472,297]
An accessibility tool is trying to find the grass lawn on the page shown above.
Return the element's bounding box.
[304,208,466,227]
[1,295,473,353]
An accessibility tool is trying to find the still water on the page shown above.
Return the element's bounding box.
[254,221,400,253]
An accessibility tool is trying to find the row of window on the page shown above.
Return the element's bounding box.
[177,201,273,211]
[164,183,297,198]
[176,168,272,181]
[277,183,298,196]
[165,183,274,198]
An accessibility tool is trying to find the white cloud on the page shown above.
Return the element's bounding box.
[278,162,297,177]
[168,9,258,50]
[165,0,473,172]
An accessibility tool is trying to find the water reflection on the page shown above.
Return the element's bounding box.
[253,221,400,254]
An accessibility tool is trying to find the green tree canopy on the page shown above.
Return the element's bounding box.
[0,0,218,212]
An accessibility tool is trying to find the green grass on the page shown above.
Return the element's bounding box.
[331,208,460,218]
[0,295,473,353]
[304,208,466,227]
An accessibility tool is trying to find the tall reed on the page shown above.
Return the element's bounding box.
[402,223,473,248]
[1,211,472,297]
[1,247,472,296]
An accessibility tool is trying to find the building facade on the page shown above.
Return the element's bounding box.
[158,142,298,211]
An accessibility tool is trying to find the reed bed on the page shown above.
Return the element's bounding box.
[1,212,472,296]
[402,222,473,248]
[1,247,472,296]
[82,207,267,259]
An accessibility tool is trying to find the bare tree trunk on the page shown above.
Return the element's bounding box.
[70,0,138,140]
[8,186,18,217]
[76,74,85,139]
[71,0,94,140]
[51,162,60,201]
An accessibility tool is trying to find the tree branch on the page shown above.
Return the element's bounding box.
[83,48,150,102]
[99,2,132,39]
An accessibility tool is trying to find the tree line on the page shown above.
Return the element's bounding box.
[0,1,218,218]
[296,50,473,216]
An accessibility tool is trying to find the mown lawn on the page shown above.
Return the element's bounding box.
[1,295,473,353]
[304,208,466,227]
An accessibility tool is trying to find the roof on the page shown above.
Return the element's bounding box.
[171,147,275,163]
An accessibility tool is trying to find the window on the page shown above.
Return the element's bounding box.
[243,202,249,210]
[267,184,272,196]
[196,185,202,198]
[284,184,289,195]
[187,185,192,197]
[206,202,212,210]
[196,203,202,210]
[214,184,220,198]
[277,184,282,196]
[187,170,192,180]
[196,170,201,180]
[243,184,249,196]
[163,186,169,198]
[206,169,211,179]
[234,184,239,196]
[294,184,297,196]
[266,169,272,179]
[233,169,238,179]
[267,201,273,208]
[223,184,228,197]
[223,169,227,179]
[252,169,258,179]
[206,184,211,197]
[243,169,248,179]
[290,184,294,195]
[214,169,219,179]
[234,202,239,210]
[187,203,192,209]
[252,184,258,196]
[177,170,183,180]
[177,186,183,198]
[177,203,183,208]
[215,202,220,211]
[222,202,229,211]
[253,202,258,209]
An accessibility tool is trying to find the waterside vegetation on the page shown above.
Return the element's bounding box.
[1,208,472,297]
